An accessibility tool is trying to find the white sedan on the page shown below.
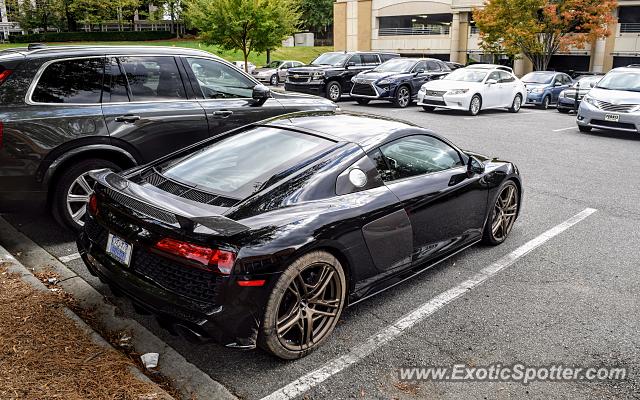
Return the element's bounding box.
[417,65,526,116]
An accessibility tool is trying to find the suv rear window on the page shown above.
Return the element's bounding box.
[31,58,105,104]
[160,127,334,198]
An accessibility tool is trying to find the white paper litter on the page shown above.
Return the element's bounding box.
[140,352,159,369]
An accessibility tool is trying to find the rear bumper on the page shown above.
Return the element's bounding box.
[557,98,578,110]
[77,227,276,349]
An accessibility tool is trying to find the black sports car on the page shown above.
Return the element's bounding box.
[77,111,522,359]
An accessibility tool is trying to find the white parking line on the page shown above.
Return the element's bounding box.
[552,127,576,132]
[261,208,597,400]
[58,252,81,263]
[463,111,537,120]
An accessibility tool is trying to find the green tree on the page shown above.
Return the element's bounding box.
[473,0,617,71]
[7,0,67,32]
[296,0,332,36]
[68,0,112,30]
[185,0,299,71]
[156,0,184,38]
[113,0,141,31]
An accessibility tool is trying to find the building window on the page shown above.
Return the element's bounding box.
[620,6,640,33]
[378,14,452,36]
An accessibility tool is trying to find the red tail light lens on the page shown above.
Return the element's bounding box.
[237,279,266,287]
[154,238,236,274]
[0,69,12,86]
[88,193,99,216]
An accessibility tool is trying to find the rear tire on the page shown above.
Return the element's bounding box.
[422,106,435,112]
[259,251,346,360]
[270,74,279,86]
[508,94,522,113]
[51,158,121,231]
[325,81,342,102]
[578,125,592,132]
[482,180,520,246]
[356,98,370,105]
[557,108,570,114]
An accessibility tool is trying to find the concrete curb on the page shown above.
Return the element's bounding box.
[0,245,174,400]
[0,216,237,400]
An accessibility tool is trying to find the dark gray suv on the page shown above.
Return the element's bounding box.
[0,45,336,229]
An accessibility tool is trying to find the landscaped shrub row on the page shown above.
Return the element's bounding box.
[9,31,175,43]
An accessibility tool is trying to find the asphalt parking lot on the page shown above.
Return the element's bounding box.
[3,101,639,399]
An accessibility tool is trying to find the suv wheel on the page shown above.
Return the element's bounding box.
[52,159,121,231]
[393,86,411,108]
[326,82,342,102]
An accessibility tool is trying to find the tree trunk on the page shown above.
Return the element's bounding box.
[266,49,271,64]
[244,50,249,73]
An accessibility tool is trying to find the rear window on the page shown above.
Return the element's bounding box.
[159,127,334,198]
[31,58,105,104]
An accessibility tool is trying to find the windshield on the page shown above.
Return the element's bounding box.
[312,53,349,66]
[264,61,283,68]
[596,71,640,92]
[443,69,487,82]
[573,76,601,88]
[373,59,417,73]
[161,127,334,198]
[522,72,554,84]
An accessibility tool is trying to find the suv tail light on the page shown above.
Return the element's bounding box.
[154,238,236,274]
[0,69,12,86]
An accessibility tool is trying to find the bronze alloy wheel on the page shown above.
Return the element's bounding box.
[260,251,346,359]
[486,182,519,244]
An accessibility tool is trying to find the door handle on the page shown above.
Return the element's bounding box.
[114,115,141,123]
[212,110,234,118]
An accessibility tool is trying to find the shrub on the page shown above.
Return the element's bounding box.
[9,31,175,43]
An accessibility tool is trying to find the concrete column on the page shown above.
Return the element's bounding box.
[357,0,372,51]
[346,0,358,51]
[603,8,619,72]
[333,1,348,51]
[590,38,606,73]
[514,56,533,77]
[450,12,461,63]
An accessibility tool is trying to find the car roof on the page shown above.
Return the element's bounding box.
[467,64,513,73]
[611,66,640,72]
[15,44,218,60]
[263,111,445,151]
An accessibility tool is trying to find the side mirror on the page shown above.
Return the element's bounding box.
[252,84,271,106]
[467,156,485,176]
[486,79,497,85]
[415,68,425,74]
[554,81,563,87]
[346,61,356,69]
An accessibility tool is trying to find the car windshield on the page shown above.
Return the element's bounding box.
[373,59,416,73]
[160,127,334,198]
[311,53,349,66]
[596,71,640,92]
[264,61,283,68]
[522,72,554,84]
[573,76,601,88]
[442,69,487,82]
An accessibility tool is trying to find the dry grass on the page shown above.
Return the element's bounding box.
[0,264,165,400]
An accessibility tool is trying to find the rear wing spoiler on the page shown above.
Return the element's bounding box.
[90,169,250,236]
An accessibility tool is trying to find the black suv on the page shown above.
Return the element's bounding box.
[0,45,336,229]
[284,51,399,102]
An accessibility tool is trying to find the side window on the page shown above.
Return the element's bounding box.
[438,61,450,71]
[499,71,515,83]
[281,62,291,69]
[426,61,440,72]
[186,57,255,99]
[348,55,363,66]
[376,135,464,181]
[104,57,130,103]
[117,56,186,101]
[563,74,572,84]
[361,54,380,66]
[487,71,501,82]
[413,61,427,72]
[31,58,105,104]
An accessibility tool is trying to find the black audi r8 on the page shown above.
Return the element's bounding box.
[77,111,522,359]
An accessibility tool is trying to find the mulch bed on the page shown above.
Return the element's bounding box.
[0,264,165,400]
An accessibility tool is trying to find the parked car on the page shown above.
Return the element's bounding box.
[557,74,603,113]
[577,66,640,133]
[77,110,522,359]
[284,51,400,102]
[0,45,337,230]
[446,61,465,70]
[417,64,526,116]
[521,71,573,109]
[231,61,256,73]
[252,60,304,86]
[350,58,451,108]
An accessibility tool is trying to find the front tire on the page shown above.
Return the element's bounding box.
[508,94,522,113]
[355,98,370,105]
[468,95,482,116]
[482,181,519,245]
[539,95,551,110]
[557,108,570,114]
[325,81,342,102]
[422,105,435,112]
[393,85,411,108]
[51,159,121,231]
[578,125,592,132]
[259,251,346,359]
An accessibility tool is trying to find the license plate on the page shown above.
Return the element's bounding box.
[605,114,619,122]
[106,233,132,267]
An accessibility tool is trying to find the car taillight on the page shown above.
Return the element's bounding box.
[0,69,12,86]
[88,193,99,216]
[154,238,236,274]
